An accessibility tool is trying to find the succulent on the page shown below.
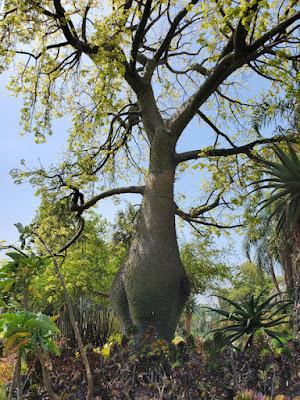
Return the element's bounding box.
[255,143,300,233]
[206,291,291,350]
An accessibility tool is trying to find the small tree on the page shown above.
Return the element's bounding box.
[0,251,50,310]
[1,0,299,339]
[1,222,95,400]
[0,311,60,400]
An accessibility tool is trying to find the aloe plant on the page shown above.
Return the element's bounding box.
[256,143,300,233]
[206,291,291,350]
[254,143,300,336]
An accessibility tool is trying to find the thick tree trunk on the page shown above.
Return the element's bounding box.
[280,231,300,338]
[111,132,190,340]
[292,233,300,338]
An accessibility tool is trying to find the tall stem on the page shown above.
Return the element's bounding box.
[36,235,94,400]
[8,352,22,400]
[37,349,59,400]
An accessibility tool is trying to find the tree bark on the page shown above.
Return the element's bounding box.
[37,350,59,400]
[291,232,300,338]
[184,311,193,336]
[111,131,190,340]
[8,352,22,400]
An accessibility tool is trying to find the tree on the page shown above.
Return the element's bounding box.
[255,144,300,336]
[32,207,119,310]
[180,236,230,334]
[0,311,60,400]
[243,215,281,293]
[1,0,299,339]
[219,261,275,303]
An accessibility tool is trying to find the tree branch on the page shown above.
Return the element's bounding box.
[145,0,200,79]
[176,208,242,229]
[197,110,237,147]
[70,186,145,212]
[169,12,300,137]
[175,136,291,164]
[55,215,85,255]
[130,0,153,72]
[249,11,300,53]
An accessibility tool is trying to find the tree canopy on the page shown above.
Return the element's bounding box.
[0,0,298,229]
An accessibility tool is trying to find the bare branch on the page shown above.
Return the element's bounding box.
[197,110,237,147]
[130,0,153,72]
[70,186,145,212]
[55,215,85,255]
[176,207,242,229]
[0,245,29,258]
[175,136,291,164]
[249,11,300,52]
[145,0,200,78]
[169,11,300,137]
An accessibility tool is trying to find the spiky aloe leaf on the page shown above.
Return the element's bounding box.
[207,291,291,350]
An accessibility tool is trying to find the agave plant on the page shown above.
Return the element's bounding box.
[255,143,300,233]
[254,143,300,336]
[206,291,291,350]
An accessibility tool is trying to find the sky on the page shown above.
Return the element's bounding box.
[0,0,282,266]
[0,70,239,239]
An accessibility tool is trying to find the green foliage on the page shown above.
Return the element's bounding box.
[58,300,120,346]
[206,291,292,350]
[189,305,221,336]
[220,262,275,303]
[0,252,49,310]
[256,144,300,233]
[31,208,124,310]
[180,236,230,297]
[0,311,59,355]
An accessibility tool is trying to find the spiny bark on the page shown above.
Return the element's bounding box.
[111,131,190,340]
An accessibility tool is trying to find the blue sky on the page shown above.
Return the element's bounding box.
[0,66,246,264]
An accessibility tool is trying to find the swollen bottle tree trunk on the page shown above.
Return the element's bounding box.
[111,131,190,340]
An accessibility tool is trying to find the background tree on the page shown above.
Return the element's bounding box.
[0,0,299,339]
[254,144,300,336]
[243,215,281,292]
[180,236,230,334]
[32,202,120,310]
[218,261,275,303]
